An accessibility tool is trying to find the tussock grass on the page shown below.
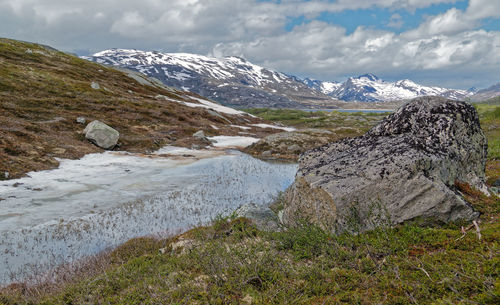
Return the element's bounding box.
[2,208,498,304]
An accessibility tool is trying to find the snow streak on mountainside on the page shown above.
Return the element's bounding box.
[302,78,342,95]
[84,49,338,109]
[304,74,475,102]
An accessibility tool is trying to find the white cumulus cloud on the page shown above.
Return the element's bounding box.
[0,0,497,88]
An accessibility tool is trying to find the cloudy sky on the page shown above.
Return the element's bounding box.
[1,0,499,89]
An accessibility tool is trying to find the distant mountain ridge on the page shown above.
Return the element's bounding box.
[303,74,476,102]
[470,83,500,102]
[84,49,496,106]
[84,49,339,109]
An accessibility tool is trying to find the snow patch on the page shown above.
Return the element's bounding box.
[251,124,296,132]
[230,125,251,130]
[186,97,247,115]
[207,136,260,148]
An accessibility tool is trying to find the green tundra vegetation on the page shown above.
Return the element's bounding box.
[475,100,500,160]
[1,102,499,304]
[244,108,390,136]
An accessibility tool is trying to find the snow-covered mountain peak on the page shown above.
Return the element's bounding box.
[89,49,293,87]
[306,74,474,102]
[394,79,416,86]
[85,49,336,108]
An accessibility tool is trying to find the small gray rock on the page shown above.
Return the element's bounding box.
[25,49,33,54]
[90,82,100,90]
[84,120,119,150]
[155,94,168,100]
[262,150,272,157]
[4,172,9,179]
[277,210,284,224]
[76,117,86,124]
[287,144,301,152]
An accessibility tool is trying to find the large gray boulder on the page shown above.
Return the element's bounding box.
[282,97,487,233]
[84,120,119,150]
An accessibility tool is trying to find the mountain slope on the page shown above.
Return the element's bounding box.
[84,49,341,109]
[302,77,341,95]
[0,39,275,179]
[470,83,500,102]
[305,74,474,102]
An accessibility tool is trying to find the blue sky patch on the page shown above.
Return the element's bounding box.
[285,0,473,34]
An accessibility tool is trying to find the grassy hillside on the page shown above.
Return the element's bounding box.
[0,38,268,179]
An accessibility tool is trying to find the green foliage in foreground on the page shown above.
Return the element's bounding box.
[3,210,498,304]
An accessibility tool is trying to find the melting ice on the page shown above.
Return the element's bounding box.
[0,149,297,284]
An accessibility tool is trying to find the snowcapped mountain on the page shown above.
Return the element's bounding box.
[306,74,475,102]
[84,49,338,109]
[302,78,341,95]
[84,49,482,105]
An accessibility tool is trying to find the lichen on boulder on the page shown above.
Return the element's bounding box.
[282,97,487,233]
